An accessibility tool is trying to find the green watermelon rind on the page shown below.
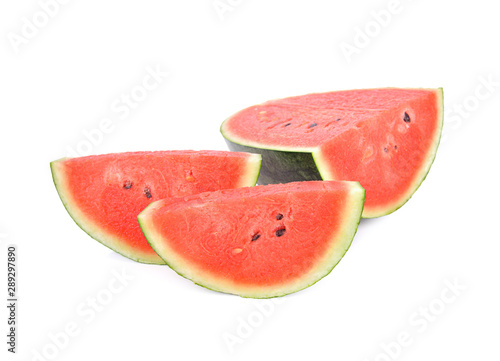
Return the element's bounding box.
[138,182,365,298]
[221,141,323,185]
[221,88,444,218]
[50,158,166,264]
[50,153,262,265]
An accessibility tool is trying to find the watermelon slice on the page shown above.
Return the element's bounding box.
[221,88,443,218]
[50,151,261,264]
[138,181,365,298]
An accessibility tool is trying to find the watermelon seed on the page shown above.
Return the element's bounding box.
[383,147,389,153]
[185,170,196,183]
[309,123,317,128]
[284,123,291,127]
[144,187,152,199]
[123,180,133,189]
[275,227,286,237]
[403,112,411,123]
[336,118,341,121]
[251,233,261,242]
[276,213,284,220]
[394,145,398,150]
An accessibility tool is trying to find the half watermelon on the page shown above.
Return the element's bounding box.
[51,151,261,264]
[221,88,443,218]
[138,181,365,298]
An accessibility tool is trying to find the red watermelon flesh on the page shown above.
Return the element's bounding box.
[221,88,443,218]
[51,151,261,264]
[138,181,365,298]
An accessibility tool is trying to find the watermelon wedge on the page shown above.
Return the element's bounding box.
[221,88,443,218]
[138,181,365,298]
[51,151,261,264]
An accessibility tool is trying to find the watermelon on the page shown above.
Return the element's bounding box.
[50,151,261,264]
[221,88,443,218]
[138,181,365,298]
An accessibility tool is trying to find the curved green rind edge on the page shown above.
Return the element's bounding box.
[240,153,263,188]
[50,154,262,265]
[221,88,444,218]
[138,182,365,298]
[50,158,165,264]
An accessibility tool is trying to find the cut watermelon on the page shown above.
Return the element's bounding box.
[138,181,365,298]
[221,88,443,218]
[51,151,261,264]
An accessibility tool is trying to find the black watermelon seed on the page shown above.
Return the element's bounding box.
[251,233,261,242]
[275,227,286,237]
[276,213,284,220]
[123,180,133,189]
[384,147,389,153]
[394,145,398,150]
[284,123,291,127]
[309,123,317,128]
[144,187,152,199]
[403,112,411,123]
[336,118,341,121]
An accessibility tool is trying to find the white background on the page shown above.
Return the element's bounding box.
[1,1,499,360]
